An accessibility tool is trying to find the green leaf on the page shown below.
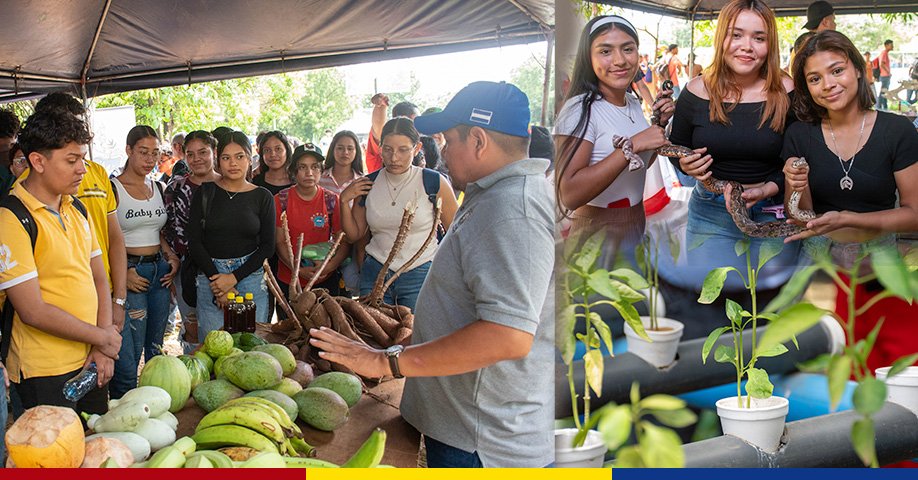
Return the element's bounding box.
[630,381,641,406]
[863,317,885,362]
[589,312,615,356]
[853,377,887,416]
[635,238,649,276]
[758,312,779,322]
[797,353,832,373]
[597,405,632,450]
[556,305,578,365]
[745,367,774,399]
[763,265,819,313]
[699,267,733,304]
[725,299,744,327]
[734,237,750,257]
[614,281,647,303]
[573,408,604,447]
[649,408,698,429]
[610,268,650,290]
[640,394,686,411]
[688,233,710,252]
[888,353,918,378]
[851,418,877,467]
[757,239,784,271]
[870,243,914,302]
[669,230,682,264]
[575,332,600,349]
[615,301,649,342]
[574,230,605,271]
[827,354,852,411]
[757,303,825,352]
[714,345,736,364]
[638,422,685,468]
[583,350,604,398]
[614,446,645,468]
[587,269,621,301]
[755,344,789,359]
[701,327,731,364]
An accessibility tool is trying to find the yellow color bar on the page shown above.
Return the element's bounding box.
[307,468,611,480]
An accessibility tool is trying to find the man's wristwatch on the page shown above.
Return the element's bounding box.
[384,345,405,379]
[113,297,127,307]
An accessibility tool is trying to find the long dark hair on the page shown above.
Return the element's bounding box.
[125,125,159,169]
[556,15,640,216]
[791,30,875,123]
[216,130,254,179]
[324,130,364,175]
[256,130,292,172]
[380,117,420,144]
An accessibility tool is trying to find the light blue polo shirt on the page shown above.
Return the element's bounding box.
[400,157,556,467]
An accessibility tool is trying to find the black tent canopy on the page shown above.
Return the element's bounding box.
[598,0,918,19]
[0,0,553,103]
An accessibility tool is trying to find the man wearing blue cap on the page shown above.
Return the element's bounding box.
[310,81,554,468]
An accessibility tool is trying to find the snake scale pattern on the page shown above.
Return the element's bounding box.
[657,145,815,238]
[614,80,815,237]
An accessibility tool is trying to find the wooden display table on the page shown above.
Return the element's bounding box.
[174,378,420,467]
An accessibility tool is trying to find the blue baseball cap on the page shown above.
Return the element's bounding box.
[414,81,530,138]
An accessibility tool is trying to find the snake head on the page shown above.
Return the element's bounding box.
[791,157,808,169]
[661,80,674,91]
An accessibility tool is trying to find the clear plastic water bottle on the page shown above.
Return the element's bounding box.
[62,362,97,402]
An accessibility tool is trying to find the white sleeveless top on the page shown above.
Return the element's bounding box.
[112,177,167,248]
[365,167,437,271]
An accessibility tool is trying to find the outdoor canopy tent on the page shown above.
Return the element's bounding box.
[597,0,918,19]
[0,0,553,103]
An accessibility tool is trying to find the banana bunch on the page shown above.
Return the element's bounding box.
[191,396,315,457]
[283,428,388,469]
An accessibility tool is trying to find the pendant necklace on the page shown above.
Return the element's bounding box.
[384,168,415,206]
[827,112,867,191]
[609,97,634,124]
[221,182,242,200]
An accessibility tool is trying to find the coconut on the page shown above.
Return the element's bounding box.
[5,405,86,468]
[81,437,134,468]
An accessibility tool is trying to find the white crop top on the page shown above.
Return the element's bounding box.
[112,177,167,248]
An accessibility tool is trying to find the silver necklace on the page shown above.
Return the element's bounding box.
[220,182,243,200]
[609,98,634,123]
[827,112,867,191]
[383,168,415,206]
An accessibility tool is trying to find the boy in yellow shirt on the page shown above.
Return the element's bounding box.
[0,108,120,412]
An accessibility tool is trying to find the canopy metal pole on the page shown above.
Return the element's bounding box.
[82,0,112,83]
[541,31,554,126]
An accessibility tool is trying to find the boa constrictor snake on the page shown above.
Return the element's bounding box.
[612,80,815,238]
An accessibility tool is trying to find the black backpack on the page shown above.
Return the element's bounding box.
[180,181,215,307]
[0,195,88,362]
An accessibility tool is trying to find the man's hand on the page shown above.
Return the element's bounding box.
[85,347,115,387]
[96,324,122,359]
[309,327,390,378]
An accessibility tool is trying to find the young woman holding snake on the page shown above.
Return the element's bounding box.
[655,0,803,338]
[783,30,918,371]
[554,15,674,269]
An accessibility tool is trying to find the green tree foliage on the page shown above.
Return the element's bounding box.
[510,55,555,126]
[279,68,354,144]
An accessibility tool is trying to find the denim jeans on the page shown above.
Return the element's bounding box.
[877,76,891,109]
[111,257,172,398]
[424,436,483,468]
[196,252,268,341]
[659,184,802,291]
[359,255,430,312]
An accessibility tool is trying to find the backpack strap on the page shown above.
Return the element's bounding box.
[153,180,165,200]
[277,187,291,213]
[0,194,88,363]
[421,168,440,205]
[358,170,382,207]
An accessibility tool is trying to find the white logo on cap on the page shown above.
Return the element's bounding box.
[470,108,492,125]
